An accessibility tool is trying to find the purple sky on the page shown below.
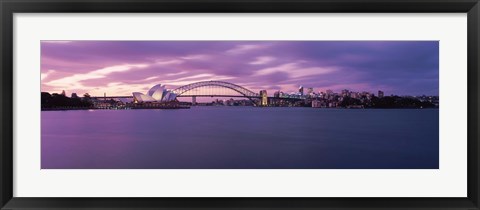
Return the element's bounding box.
[41,41,439,97]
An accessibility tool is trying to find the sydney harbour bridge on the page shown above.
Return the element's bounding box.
[92,80,295,105]
[172,81,261,103]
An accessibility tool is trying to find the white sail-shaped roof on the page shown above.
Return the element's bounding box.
[163,92,177,102]
[133,92,156,102]
[147,84,161,96]
[147,84,166,101]
[133,84,177,102]
[163,92,171,102]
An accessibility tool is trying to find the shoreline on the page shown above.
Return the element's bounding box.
[41,106,439,111]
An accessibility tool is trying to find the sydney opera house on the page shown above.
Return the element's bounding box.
[132,84,177,103]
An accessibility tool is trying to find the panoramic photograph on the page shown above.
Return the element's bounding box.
[41,41,439,169]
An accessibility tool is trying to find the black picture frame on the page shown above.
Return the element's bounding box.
[1,0,479,209]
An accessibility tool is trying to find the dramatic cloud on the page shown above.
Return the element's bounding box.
[41,41,439,97]
[45,63,149,90]
[249,56,276,65]
[226,44,268,54]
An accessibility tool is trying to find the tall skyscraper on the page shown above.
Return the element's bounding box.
[378,90,384,98]
[299,86,304,96]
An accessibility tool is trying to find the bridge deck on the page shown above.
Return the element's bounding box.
[177,95,261,98]
[92,95,302,100]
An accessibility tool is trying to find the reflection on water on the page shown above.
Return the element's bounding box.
[41,107,439,169]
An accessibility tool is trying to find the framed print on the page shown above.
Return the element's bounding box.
[1,0,479,209]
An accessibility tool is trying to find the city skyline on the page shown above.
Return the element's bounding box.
[41,41,439,96]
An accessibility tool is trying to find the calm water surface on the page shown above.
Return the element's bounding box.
[41,107,439,169]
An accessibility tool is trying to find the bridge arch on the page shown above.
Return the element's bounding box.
[172,81,259,100]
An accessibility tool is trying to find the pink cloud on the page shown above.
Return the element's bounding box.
[249,56,276,65]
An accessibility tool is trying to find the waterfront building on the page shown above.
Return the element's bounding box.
[274,91,281,98]
[318,92,325,99]
[132,84,177,103]
[118,98,131,104]
[362,91,372,100]
[328,102,337,108]
[227,98,235,106]
[378,90,384,98]
[94,101,113,109]
[306,88,313,95]
[350,92,359,99]
[299,86,304,96]
[312,100,322,108]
